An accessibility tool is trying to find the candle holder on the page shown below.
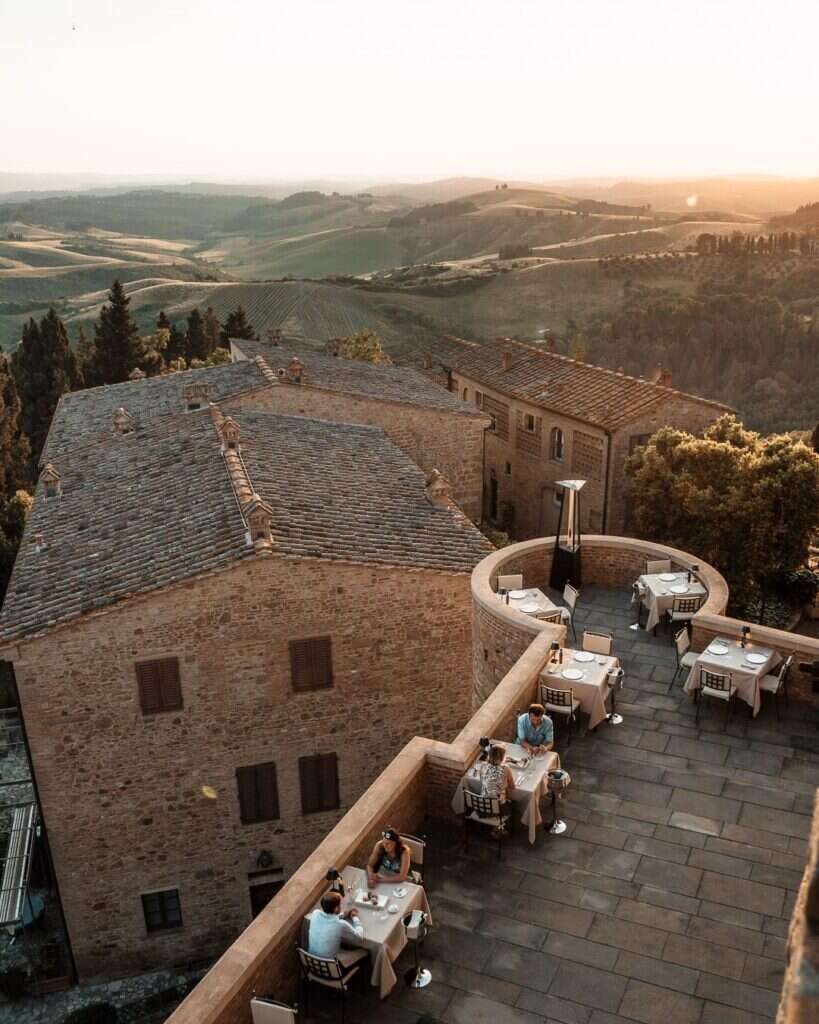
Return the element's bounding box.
[326,867,345,897]
[550,641,560,668]
[740,625,751,649]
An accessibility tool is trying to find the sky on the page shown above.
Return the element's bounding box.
[2,0,818,182]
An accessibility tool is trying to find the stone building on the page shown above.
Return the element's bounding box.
[430,336,731,538]
[0,364,491,981]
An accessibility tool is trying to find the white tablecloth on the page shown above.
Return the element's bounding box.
[504,588,566,622]
[540,649,620,730]
[636,573,707,631]
[304,866,432,998]
[452,741,561,844]
[683,638,777,717]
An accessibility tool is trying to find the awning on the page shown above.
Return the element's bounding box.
[0,802,37,929]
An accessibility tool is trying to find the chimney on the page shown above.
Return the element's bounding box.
[286,356,304,384]
[501,351,513,372]
[545,339,556,353]
[424,469,452,508]
[243,494,274,554]
[266,328,282,345]
[129,367,146,381]
[183,381,214,411]
[219,416,241,452]
[422,351,432,370]
[112,407,135,435]
[649,365,673,388]
[32,532,47,552]
[39,463,61,498]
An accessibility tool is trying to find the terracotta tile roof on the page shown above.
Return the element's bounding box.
[41,360,268,463]
[0,408,491,643]
[230,339,484,416]
[433,337,732,430]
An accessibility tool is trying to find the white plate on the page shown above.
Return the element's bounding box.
[745,652,767,665]
[707,646,728,655]
[670,584,689,594]
[388,903,399,914]
[392,887,407,898]
[561,668,583,680]
[520,601,540,613]
[659,573,677,582]
[573,651,595,663]
[509,589,528,599]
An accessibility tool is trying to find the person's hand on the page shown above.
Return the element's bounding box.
[347,907,359,919]
[366,870,376,887]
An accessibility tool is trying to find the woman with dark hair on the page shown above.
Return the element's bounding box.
[366,827,411,886]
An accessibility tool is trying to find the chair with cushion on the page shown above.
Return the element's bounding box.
[297,946,367,1024]
[670,628,698,692]
[251,997,298,1024]
[539,684,579,745]
[400,832,426,885]
[695,669,735,729]
[562,583,579,642]
[646,558,672,575]
[759,654,793,720]
[665,595,703,636]
[540,609,564,625]
[462,789,512,860]
[582,631,613,656]
[497,574,523,597]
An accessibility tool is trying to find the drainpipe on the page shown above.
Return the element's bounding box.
[601,430,612,534]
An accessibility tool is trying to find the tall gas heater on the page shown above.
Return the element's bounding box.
[549,479,586,592]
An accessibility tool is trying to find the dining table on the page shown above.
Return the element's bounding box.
[451,741,560,844]
[683,636,777,717]
[503,586,566,622]
[303,865,432,998]
[635,571,707,632]
[540,648,620,730]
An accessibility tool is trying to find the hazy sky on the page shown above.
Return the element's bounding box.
[2,0,818,181]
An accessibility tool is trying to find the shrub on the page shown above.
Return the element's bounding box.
[62,1003,118,1024]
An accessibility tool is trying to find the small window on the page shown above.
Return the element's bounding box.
[45,484,58,498]
[236,762,280,824]
[475,391,483,408]
[249,879,285,918]
[505,461,512,475]
[226,440,237,450]
[290,637,333,693]
[550,427,565,462]
[135,658,182,714]
[299,753,340,814]
[141,889,182,932]
[524,414,535,432]
[462,387,468,401]
[187,402,201,412]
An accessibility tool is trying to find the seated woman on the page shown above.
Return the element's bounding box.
[480,744,515,837]
[366,827,411,887]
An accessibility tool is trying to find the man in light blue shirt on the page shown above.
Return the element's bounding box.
[516,703,554,753]
[307,891,368,968]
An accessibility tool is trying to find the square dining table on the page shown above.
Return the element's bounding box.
[636,572,707,632]
[540,648,620,730]
[683,636,777,717]
[504,586,566,622]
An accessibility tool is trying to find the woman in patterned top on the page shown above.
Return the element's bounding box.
[480,744,515,838]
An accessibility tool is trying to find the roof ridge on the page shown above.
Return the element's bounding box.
[253,354,280,385]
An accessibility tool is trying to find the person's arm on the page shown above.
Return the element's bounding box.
[366,842,381,885]
[339,911,364,942]
[516,716,534,752]
[539,718,554,752]
[504,765,515,798]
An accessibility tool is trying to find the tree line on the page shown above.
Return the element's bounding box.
[0,279,258,598]
[696,231,818,256]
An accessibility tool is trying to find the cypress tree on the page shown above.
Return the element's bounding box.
[220,306,256,344]
[0,351,31,502]
[166,323,187,363]
[203,307,221,357]
[88,279,141,385]
[185,308,208,363]
[156,310,171,332]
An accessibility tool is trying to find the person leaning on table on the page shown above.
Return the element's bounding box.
[366,827,411,886]
[306,890,367,967]
[516,703,554,754]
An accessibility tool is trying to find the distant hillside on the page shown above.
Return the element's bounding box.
[772,201,819,229]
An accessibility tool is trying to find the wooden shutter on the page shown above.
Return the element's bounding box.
[317,753,339,811]
[136,661,163,713]
[158,659,182,710]
[257,763,280,821]
[290,637,333,692]
[236,765,259,823]
[299,756,322,814]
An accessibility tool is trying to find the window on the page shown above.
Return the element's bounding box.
[505,461,512,475]
[45,484,58,498]
[135,658,182,714]
[249,879,285,918]
[236,762,280,824]
[186,402,201,412]
[141,889,182,932]
[550,427,565,462]
[462,387,468,401]
[475,391,483,408]
[524,413,535,432]
[290,637,333,693]
[299,753,340,814]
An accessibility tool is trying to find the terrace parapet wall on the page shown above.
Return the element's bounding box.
[778,791,819,1024]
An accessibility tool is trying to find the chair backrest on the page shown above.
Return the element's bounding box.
[563,583,579,611]
[582,630,613,656]
[400,833,425,867]
[674,628,691,659]
[673,596,702,614]
[541,685,573,707]
[700,668,731,694]
[251,997,298,1024]
[778,654,794,685]
[464,773,483,794]
[540,609,563,624]
[498,574,523,592]
[463,789,500,818]
[632,580,646,599]
[297,947,343,983]
[646,559,672,574]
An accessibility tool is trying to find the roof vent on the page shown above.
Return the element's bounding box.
[219,416,241,452]
[243,494,274,555]
[32,532,47,552]
[40,463,61,498]
[112,407,135,435]
[183,381,214,412]
[649,365,673,388]
[424,469,452,508]
[501,351,513,372]
[129,367,146,381]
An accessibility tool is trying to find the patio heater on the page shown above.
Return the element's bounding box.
[549,479,586,593]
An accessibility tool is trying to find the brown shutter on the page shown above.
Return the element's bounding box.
[290,637,333,692]
[318,754,339,811]
[311,638,333,689]
[299,756,321,814]
[257,763,280,820]
[136,661,162,713]
[236,766,259,823]
[158,658,182,710]
[290,640,311,692]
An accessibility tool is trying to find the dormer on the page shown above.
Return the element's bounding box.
[40,463,61,499]
[243,494,274,554]
[424,469,452,508]
[219,416,241,452]
[183,381,214,412]
[286,356,304,385]
[112,407,135,435]
[129,367,146,381]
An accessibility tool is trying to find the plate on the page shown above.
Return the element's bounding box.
[509,589,528,599]
[707,646,728,655]
[659,573,677,582]
[520,601,540,613]
[745,652,767,665]
[392,887,407,898]
[573,651,595,663]
[670,584,689,594]
[561,668,583,680]
[388,903,399,914]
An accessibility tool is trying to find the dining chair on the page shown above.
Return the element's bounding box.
[670,628,698,691]
[297,947,367,1024]
[562,583,579,642]
[250,997,298,1024]
[498,573,523,594]
[539,685,580,745]
[759,654,793,721]
[582,630,613,656]
[540,609,564,624]
[631,580,646,630]
[462,790,512,860]
[646,559,672,574]
[696,669,735,729]
[400,832,426,885]
[605,667,625,724]
[665,595,703,636]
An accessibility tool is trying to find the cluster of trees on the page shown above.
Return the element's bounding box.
[388,200,478,227]
[0,279,258,599]
[696,231,818,256]
[627,416,819,617]
[772,202,819,230]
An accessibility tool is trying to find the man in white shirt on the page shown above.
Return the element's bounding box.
[307,890,368,968]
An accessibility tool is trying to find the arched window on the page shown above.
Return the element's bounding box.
[550,427,565,462]
[462,387,468,401]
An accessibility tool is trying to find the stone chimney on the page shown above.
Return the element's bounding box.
[424,469,452,508]
[183,381,214,411]
[219,416,241,452]
[649,365,673,387]
[243,494,274,554]
[112,407,135,435]
[40,463,61,498]
[545,339,556,353]
[129,367,146,381]
[422,351,432,370]
[286,356,304,384]
[501,350,513,372]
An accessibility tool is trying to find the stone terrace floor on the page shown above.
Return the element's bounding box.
[303,587,819,1024]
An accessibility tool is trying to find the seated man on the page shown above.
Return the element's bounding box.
[307,890,368,968]
[516,702,554,754]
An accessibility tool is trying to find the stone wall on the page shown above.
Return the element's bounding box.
[225,385,488,523]
[9,555,474,981]
[778,791,819,1024]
